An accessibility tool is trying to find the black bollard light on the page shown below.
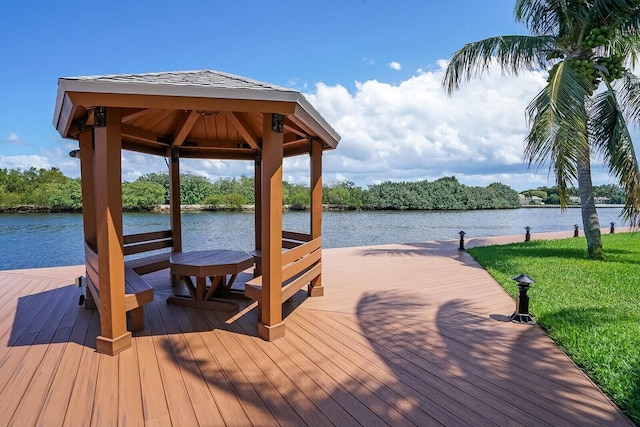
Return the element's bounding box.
[524,226,531,242]
[510,273,536,324]
[610,222,615,234]
[573,224,579,238]
[458,231,466,251]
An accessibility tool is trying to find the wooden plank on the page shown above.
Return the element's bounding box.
[135,309,172,426]
[0,282,74,397]
[220,313,337,426]
[209,313,305,424]
[169,305,249,425]
[123,239,173,256]
[91,353,120,426]
[35,308,94,426]
[117,336,144,426]
[0,277,43,337]
[282,236,320,266]
[123,230,172,245]
[156,300,226,426]
[63,311,101,426]
[145,300,199,426]
[9,292,81,425]
[0,285,78,426]
[194,309,279,425]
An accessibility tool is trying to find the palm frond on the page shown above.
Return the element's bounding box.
[590,82,640,226]
[591,0,640,24]
[613,70,640,125]
[524,60,591,206]
[443,35,554,94]
[516,0,591,35]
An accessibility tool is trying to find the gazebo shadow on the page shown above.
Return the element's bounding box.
[7,270,279,349]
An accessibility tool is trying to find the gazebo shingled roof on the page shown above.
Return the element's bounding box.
[53,70,340,355]
[54,69,339,159]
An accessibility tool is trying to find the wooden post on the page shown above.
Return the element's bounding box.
[258,113,285,340]
[309,140,324,297]
[93,107,131,355]
[169,147,182,252]
[254,149,262,276]
[78,130,97,308]
[169,147,182,286]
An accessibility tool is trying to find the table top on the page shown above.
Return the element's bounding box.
[170,250,254,277]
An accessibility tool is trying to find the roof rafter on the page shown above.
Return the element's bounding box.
[122,108,161,123]
[223,111,260,150]
[172,110,200,147]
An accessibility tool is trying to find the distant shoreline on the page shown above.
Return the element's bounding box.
[0,203,625,213]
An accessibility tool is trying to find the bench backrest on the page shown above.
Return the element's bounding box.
[281,236,321,288]
[123,230,173,256]
[84,241,102,307]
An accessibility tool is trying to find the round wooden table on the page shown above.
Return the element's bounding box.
[167,250,254,311]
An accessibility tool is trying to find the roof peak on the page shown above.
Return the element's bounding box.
[60,69,294,92]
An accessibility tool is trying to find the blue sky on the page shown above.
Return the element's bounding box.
[0,0,627,190]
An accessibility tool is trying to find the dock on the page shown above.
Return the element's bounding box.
[0,231,633,426]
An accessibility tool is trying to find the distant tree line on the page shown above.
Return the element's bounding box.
[1,167,522,212]
[520,184,625,205]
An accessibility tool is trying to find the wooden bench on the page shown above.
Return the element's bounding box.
[245,236,321,318]
[251,230,312,277]
[123,230,175,275]
[84,242,154,332]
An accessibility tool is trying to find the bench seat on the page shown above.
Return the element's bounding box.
[124,267,155,331]
[84,241,155,332]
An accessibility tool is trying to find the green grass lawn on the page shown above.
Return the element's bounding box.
[469,233,640,424]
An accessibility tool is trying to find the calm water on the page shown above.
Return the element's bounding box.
[0,208,626,270]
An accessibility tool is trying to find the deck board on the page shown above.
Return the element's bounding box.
[0,233,634,426]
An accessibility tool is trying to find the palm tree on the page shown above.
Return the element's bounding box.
[443,0,640,259]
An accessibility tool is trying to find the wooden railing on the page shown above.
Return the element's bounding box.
[123,230,173,256]
[245,236,322,318]
[123,230,176,275]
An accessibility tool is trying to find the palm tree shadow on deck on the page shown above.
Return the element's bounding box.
[353,290,631,425]
[355,240,488,271]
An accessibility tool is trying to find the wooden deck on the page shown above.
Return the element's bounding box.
[0,233,633,426]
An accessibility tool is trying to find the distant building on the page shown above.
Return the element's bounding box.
[519,194,544,205]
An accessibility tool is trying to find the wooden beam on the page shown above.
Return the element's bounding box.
[176,148,255,160]
[122,124,169,145]
[258,113,285,341]
[283,117,308,138]
[67,92,297,115]
[172,110,200,147]
[121,141,169,157]
[93,106,131,355]
[223,112,260,150]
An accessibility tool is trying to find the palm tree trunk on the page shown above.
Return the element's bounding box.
[577,155,603,259]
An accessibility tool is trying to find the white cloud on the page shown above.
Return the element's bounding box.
[388,61,402,71]
[305,61,556,190]
[0,154,52,170]
[3,132,29,146]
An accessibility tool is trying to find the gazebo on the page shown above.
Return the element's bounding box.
[53,70,340,355]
